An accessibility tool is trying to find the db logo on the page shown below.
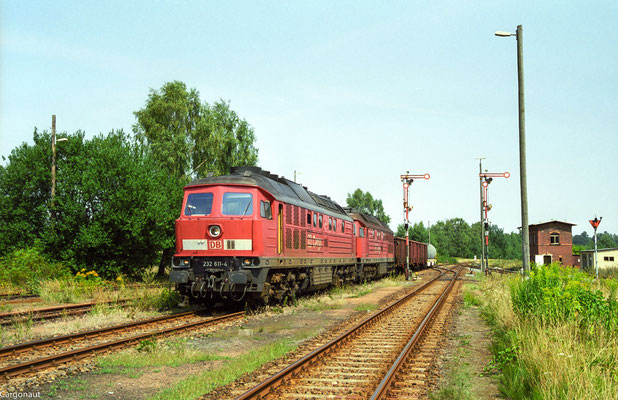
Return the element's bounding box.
[209,240,223,250]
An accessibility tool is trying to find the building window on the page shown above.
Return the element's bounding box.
[605,256,615,262]
[550,232,560,245]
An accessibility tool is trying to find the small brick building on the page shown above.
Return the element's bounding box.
[528,221,578,266]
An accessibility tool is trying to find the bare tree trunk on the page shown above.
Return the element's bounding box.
[157,248,174,278]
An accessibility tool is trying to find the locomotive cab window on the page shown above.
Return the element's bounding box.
[319,215,323,229]
[329,217,332,231]
[307,212,312,225]
[333,219,337,231]
[260,200,272,219]
[222,192,253,216]
[313,213,317,227]
[359,227,365,238]
[341,221,345,233]
[185,192,214,216]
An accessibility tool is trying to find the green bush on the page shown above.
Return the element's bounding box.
[437,254,458,264]
[0,247,71,292]
[511,263,618,333]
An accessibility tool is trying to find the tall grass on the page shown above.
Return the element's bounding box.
[479,264,618,400]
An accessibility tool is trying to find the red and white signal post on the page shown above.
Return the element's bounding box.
[479,171,510,274]
[589,216,602,279]
[400,171,430,279]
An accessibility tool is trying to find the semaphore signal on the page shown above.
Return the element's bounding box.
[400,171,430,279]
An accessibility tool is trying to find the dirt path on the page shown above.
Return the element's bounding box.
[430,277,503,399]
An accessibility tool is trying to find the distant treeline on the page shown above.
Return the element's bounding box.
[395,221,618,260]
[573,231,618,253]
[395,219,523,260]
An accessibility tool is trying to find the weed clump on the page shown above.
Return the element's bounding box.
[511,263,618,333]
[0,247,70,292]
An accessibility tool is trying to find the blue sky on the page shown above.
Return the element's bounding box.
[1,1,617,237]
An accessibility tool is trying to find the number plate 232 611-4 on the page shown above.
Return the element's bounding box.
[202,259,228,268]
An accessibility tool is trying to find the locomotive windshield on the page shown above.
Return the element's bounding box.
[222,192,253,216]
[185,192,214,216]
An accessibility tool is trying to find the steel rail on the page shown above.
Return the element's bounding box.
[370,267,462,399]
[0,311,244,378]
[0,297,42,305]
[0,293,38,301]
[0,310,203,359]
[234,270,446,400]
[0,298,134,325]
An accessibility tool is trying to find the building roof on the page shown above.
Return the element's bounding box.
[528,220,577,228]
[580,248,618,254]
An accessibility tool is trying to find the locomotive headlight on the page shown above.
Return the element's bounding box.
[243,258,252,266]
[209,225,221,238]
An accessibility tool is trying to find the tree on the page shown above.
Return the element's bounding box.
[396,222,428,242]
[133,81,259,179]
[346,189,391,224]
[193,100,258,177]
[573,231,590,246]
[597,232,618,249]
[133,81,200,179]
[0,129,182,278]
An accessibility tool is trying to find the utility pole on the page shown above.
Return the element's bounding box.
[400,171,430,278]
[495,24,530,275]
[51,115,57,215]
[516,25,531,275]
[294,170,301,183]
[475,157,486,272]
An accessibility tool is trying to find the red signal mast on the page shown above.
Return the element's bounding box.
[479,171,509,273]
[589,216,602,280]
[400,172,430,278]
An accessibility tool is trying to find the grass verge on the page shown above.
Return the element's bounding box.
[148,339,297,400]
[478,264,618,400]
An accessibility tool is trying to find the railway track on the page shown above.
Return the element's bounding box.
[0,310,244,379]
[0,298,135,326]
[234,266,462,399]
[0,296,42,305]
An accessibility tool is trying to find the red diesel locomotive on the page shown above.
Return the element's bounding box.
[170,167,426,303]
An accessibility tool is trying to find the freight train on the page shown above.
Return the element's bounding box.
[169,167,427,304]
